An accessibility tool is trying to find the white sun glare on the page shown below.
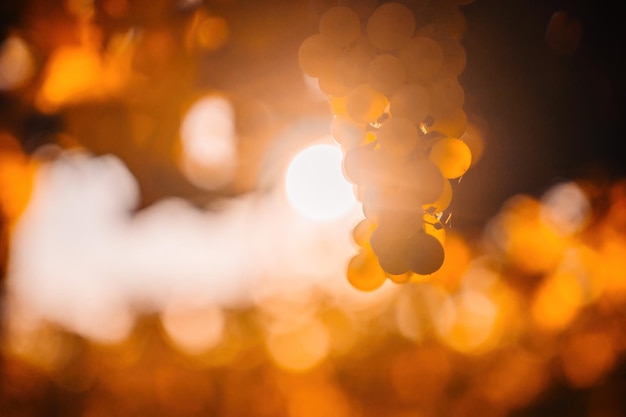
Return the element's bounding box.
[285,143,356,222]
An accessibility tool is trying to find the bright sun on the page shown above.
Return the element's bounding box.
[285,143,356,221]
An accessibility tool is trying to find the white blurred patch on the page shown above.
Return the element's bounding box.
[7,152,139,343]
[6,148,362,342]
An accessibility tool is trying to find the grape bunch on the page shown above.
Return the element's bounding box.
[298,1,474,291]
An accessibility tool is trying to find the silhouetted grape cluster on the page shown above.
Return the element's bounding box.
[298,1,474,291]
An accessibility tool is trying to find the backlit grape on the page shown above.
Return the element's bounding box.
[352,218,376,248]
[377,208,423,239]
[460,120,485,166]
[342,142,378,185]
[406,231,445,275]
[298,2,476,284]
[331,116,367,148]
[437,36,467,76]
[399,36,444,82]
[335,46,371,90]
[387,272,412,284]
[426,2,467,40]
[426,70,464,117]
[424,178,453,213]
[298,34,340,78]
[402,158,445,204]
[345,83,388,125]
[429,137,472,179]
[376,117,419,157]
[329,96,348,116]
[368,54,407,97]
[429,108,467,138]
[366,2,416,51]
[361,183,425,225]
[370,225,412,275]
[318,71,351,97]
[347,248,387,291]
[389,83,431,124]
[423,213,446,245]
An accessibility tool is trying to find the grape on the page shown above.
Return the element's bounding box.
[342,141,378,185]
[362,150,444,204]
[352,218,375,248]
[389,83,431,124]
[460,120,485,166]
[366,2,416,51]
[387,272,412,284]
[298,34,340,78]
[424,178,452,213]
[355,33,379,57]
[429,137,472,179]
[376,117,419,157]
[361,188,381,223]
[340,0,378,19]
[318,71,351,97]
[377,207,423,239]
[437,36,467,76]
[298,3,475,284]
[328,96,348,116]
[367,54,407,97]
[361,184,424,226]
[426,70,464,117]
[370,225,412,275]
[319,6,361,48]
[345,83,388,125]
[402,157,445,204]
[405,231,445,275]
[335,46,371,90]
[426,2,466,40]
[367,148,408,188]
[423,213,446,245]
[331,116,367,148]
[347,248,387,291]
[399,36,444,82]
[429,108,467,138]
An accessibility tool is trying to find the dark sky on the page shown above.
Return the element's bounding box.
[454,0,626,231]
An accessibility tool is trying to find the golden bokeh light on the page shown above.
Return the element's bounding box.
[161,303,225,355]
[266,317,330,373]
[179,94,238,190]
[434,289,498,354]
[38,46,102,110]
[530,268,586,332]
[0,35,35,91]
[560,331,616,388]
[187,11,230,51]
